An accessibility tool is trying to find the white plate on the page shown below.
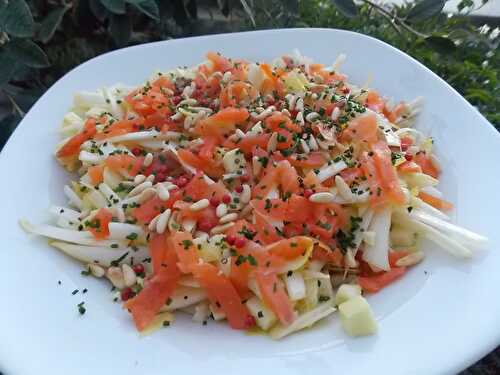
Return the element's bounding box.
[1,29,499,375]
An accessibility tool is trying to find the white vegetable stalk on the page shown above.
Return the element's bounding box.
[103,168,123,190]
[403,172,438,189]
[410,196,450,221]
[350,208,374,256]
[420,186,443,198]
[63,185,82,209]
[192,302,210,323]
[245,296,277,330]
[410,209,487,249]
[306,259,326,272]
[362,206,392,271]
[82,185,108,208]
[270,302,336,340]
[108,223,145,242]
[247,278,263,300]
[49,206,81,222]
[305,278,320,310]
[20,220,126,248]
[74,90,107,109]
[394,211,472,258]
[316,160,348,182]
[162,286,207,311]
[49,241,148,267]
[107,130,180,144]
[284,272,306,301]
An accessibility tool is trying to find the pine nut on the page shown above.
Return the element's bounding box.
[106,267,125,289]
[134,174,146,185]
[128,181,152,197]
[309,192,336,204]
[317,138,332,151]
[296,111,304,126]
[281,109,291,117]
[240,184,251,204]
[267,132,278,152]
[249,121,263,135]
[239,204,253,219]
[148,214,160,231]
[122,263,137,287]
[308,135,319,151]
[335,175,354,200]
[190,199,210,211]
[138,188,156,203]
[145,174,155,183]
[216,203,228,218]
[156,209,171,234]
[162,182,178,191]
[235,129,246,139]
[143,153,153,167]
[157,183,170,201]
[113,206,126,223]
[219,213,238,224]
[253,106,275,120]
[286,94,297,110]
[305,112,319,122]
[331,107,340,121]
[89,263,105,278]
[395,251,425,267]
[295,97,304,111]
[179,98,197,106]
[222,71,232,83]
[210,222,235,235]
[300,139,310,154]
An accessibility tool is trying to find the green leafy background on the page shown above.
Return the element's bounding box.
[0,0,498,151]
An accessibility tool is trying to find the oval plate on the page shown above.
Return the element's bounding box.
[1,29,499,375]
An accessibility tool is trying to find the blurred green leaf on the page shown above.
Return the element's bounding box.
[407,0,446,21]
[74,0,101,34]
[0,52,17,86]
[109,14,132,46]
[172,0,189,27]
[425,35,457,54]
[0,0,35,38]
[240,0,256,27]
[100,0,126,15]
[0,114,22,149]
[219,0,230,17]
[330,0,358,18]
[5,39,50,68]
[127,0,160,21]
[90,0,108,22]
[465,88,493,103]
[3,84,43,112]
[186,0,198,19]
[37,5,71,43]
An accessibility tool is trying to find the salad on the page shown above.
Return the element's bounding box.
[21,50,487,339]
